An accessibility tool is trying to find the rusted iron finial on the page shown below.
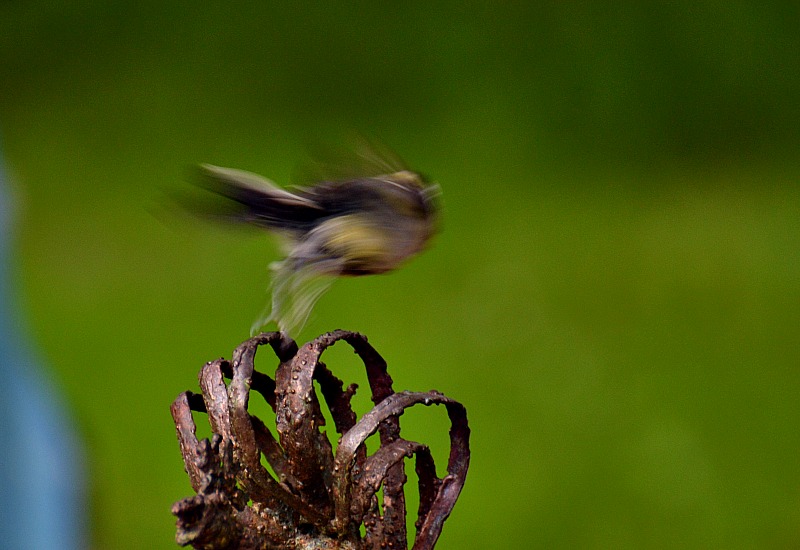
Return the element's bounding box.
[171,330,470,550]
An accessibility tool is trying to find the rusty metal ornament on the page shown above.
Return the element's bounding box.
[171,330,470,550]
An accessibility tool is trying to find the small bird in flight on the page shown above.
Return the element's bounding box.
[195,144,440,336]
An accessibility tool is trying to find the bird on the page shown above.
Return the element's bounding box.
[195,145,440,336]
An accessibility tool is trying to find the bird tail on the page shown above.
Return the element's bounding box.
[250,259,337,337]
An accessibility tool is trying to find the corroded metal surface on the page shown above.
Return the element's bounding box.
[171,331,470,549]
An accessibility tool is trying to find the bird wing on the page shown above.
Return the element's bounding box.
[199,164,325,230]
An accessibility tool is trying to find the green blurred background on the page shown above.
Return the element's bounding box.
[2,2,799,548]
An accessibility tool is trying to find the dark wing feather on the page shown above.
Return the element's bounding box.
[198,164,326,231]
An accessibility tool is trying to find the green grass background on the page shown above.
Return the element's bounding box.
[2,2,799,548]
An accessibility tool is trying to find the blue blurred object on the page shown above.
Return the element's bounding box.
[0,145,86,548]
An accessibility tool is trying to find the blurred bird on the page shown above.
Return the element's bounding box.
[195,144,440,336]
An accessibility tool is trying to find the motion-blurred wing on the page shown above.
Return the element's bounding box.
[291,136,409,186]
[198,164,324,231]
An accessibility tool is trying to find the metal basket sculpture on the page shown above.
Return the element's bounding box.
[171,330,470,549]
